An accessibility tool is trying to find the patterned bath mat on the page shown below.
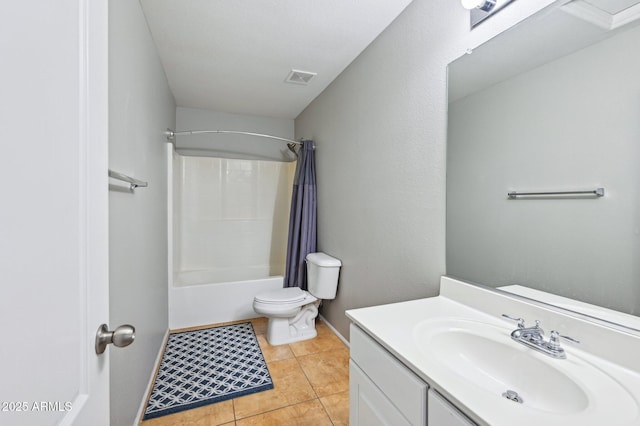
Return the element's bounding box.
[143,322,273,420]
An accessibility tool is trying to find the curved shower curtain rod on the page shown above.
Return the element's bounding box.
[164,129,303,146]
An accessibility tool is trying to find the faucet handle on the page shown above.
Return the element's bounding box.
[533,320,543,331]
[501,314,525,329]
[548,330,580,350]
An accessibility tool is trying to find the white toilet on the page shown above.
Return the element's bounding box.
[253,252,341,345]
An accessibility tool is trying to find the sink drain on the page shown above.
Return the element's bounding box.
[502,390,524,404]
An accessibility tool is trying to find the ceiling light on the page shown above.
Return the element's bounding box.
[463,0,516,27]
[461,0,496,12]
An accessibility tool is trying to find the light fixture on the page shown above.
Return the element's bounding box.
[462,0,516,28]
[461,0,496,12]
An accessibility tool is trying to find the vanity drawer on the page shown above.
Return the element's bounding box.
[428,390,476,426]
[350,360,412,426]
[350,324,428,425]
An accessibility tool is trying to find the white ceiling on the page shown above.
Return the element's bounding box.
[139,0,414,119]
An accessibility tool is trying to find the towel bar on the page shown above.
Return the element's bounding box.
[108,169,148,190]
[507,188,604,199]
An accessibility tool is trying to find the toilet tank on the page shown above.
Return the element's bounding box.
[305,252,342,299]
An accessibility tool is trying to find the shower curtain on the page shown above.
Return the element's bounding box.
[284,140,317,289]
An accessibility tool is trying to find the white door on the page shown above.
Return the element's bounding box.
[0,1,110,425]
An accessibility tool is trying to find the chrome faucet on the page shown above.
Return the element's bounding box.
[501,314,579,359]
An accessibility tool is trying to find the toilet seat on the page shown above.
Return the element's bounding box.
[252,252,341,346]
[252,287,321,345]
[253,287,318,319]
[254,287,310,305]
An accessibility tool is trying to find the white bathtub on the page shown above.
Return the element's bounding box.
[168,275,283,330]
[167,148,288,330]
[173,267,278,287]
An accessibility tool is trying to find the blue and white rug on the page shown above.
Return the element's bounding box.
[143,322,273,420]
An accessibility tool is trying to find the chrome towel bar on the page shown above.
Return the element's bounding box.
[108,169,148,190]
[507,188,604,199]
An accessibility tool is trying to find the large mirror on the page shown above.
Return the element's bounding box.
[447,0,640,329]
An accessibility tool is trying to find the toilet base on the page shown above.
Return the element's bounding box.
[266,301,320,346]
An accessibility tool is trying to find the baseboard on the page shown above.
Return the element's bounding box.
[319,314,349,348]
[134,328,170,425]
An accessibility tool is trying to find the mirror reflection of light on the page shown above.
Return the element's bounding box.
[462,0,517,27]
[461,0,497,12]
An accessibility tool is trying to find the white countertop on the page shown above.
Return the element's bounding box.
[346,277,640,426]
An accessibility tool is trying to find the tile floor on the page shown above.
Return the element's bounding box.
[140,317,349,426]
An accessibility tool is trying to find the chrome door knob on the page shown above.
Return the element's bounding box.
[95,324,135,355]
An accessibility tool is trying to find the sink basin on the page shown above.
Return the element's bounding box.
[413,318,639,418]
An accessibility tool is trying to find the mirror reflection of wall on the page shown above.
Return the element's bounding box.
[447,8,640,317]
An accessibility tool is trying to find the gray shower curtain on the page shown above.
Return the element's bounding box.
[284,140,317,289]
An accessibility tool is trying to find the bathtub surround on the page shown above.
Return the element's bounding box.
[109,0,175,424]
[168,154,295,328]
[169,108,296,328]
[171,109,295,286]
[172,156,294,285]
[285,140,318,290]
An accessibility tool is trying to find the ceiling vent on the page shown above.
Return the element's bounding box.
[285,69,317,85]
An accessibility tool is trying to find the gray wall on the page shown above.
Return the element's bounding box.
[294,0,557,339]
[109,1,175,424]
[447,24,640,315]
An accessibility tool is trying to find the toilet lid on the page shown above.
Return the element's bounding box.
[254,287,307,304]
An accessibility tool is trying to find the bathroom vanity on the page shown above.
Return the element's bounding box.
[350,323,474,425]
[346,276,640,426]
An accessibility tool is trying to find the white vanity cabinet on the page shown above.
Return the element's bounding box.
[428,390,476,426]
[350,324,428,425]
[350,360,416,426]
[350,324,477,425]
